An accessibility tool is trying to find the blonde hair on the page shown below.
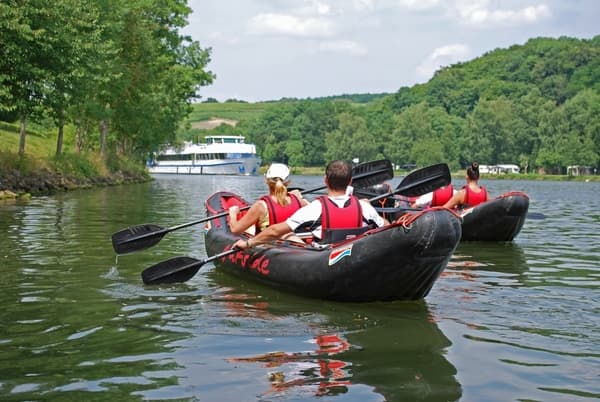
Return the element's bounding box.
[266,177,290,205]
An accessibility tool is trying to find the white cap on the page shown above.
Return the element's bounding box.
[265,163,290,181]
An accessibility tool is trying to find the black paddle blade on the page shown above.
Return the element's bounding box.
[527,212,546,220]
[352,159,394,188]
[396,163,451,197]
[111,224,165,255]
[141,256,202,285]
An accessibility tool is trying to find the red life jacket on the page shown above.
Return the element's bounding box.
[463,185,488,207]
[318,195,363,229]
[260,193,302,226]
[431,184,454,206]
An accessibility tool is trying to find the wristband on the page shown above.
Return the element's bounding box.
[246,239,251,248]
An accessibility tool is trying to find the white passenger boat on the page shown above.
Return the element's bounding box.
[147,135,261,175]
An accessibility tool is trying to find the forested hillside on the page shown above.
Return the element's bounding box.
[1,0,598,179]
[194,36,600,174]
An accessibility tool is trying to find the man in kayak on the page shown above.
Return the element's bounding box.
[234,160,390,249]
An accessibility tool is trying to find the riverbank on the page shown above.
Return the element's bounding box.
[0,167,150,200]
[1,128,152,200]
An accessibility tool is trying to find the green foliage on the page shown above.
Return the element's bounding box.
[4,9,597,179]
[0,150,42,176]
[1,0,213,160]
[51,152,100,178]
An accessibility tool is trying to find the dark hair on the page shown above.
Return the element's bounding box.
[467,162,480,180]
[325,160,352,191]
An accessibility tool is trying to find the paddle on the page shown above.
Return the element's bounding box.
[140,163,451,285]
[112,159,393,255]
[141,249,238,285]
[527,212,546,220]
[369,163,451,202]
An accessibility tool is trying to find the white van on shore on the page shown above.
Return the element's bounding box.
[478,164,520,174]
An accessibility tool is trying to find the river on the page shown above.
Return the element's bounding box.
[1,174,599,401]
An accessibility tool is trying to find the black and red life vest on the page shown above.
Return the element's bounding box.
[260,193,302,226]
[463,185,488,207]
[431,184,454,206]
[318,195,363,229]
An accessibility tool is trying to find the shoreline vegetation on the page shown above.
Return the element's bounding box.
[0,129,150,201]
[2,120,598,202]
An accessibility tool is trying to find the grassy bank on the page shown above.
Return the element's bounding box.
[0,125,149,200]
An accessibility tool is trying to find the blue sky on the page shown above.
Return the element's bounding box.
[184,0,599,102]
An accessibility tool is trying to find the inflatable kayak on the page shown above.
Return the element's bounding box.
[458,191,529,241]
[359,186,529,242]
[203,191,462,302]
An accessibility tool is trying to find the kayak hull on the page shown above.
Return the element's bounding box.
[204,191,462,302]
[459,191,529,241]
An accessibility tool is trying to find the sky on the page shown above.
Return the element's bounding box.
[183,0,599,102]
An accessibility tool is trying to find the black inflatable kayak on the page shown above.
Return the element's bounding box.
[362,187,530,242]
[203,191,462,302]
[458,191,529,241]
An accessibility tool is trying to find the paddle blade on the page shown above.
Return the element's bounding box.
[396,163,451,197]
[352,159,394,188]
[527,212,546,220]
[112,224,166,255]
[141,256,202,285]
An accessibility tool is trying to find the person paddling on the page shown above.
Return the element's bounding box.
[234,160,389,249]
[228,163,308,236]
[443,162,488,209]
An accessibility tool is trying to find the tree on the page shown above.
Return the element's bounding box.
[325,112,377,163]
[0,2,48,155]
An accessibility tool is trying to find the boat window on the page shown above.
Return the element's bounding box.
[157,153,193,161]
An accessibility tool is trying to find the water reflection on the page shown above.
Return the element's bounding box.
[430,241,600,402]
[2,176,599,401]
[203,270,462,401]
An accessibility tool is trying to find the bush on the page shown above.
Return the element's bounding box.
[51,153,101,178]
[0,149,47,175]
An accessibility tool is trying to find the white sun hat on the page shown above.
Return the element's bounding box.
[265,163,290,181]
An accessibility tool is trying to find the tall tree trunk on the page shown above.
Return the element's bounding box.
[56,109,65,156]
[99,119,108,158]
[75,119,82,153]
[18,115,26,156]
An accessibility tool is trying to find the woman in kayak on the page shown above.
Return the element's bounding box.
[443,162,488,209]
[228,163,308,235]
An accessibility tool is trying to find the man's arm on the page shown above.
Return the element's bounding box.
[360,200,389,226]
[233,221,292,249]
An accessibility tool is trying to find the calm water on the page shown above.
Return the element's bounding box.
[1,174,599,401]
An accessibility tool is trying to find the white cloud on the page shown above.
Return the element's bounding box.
[208,31,241,45]
[352,0,376,12]
[318,40,368,56]
[247,13,336,37]
[398,0,441,11]
[416,43,471,80]
[454,1,551,26]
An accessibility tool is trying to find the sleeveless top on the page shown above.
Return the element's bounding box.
[463,185,488,207]
[431,184,454,206]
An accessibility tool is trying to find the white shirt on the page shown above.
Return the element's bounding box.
[286,195,385,239]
